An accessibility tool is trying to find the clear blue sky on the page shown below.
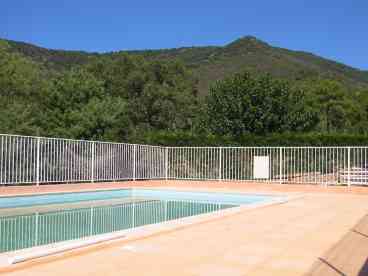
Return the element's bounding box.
[1,0,367,70]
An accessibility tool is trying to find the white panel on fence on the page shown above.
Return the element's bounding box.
[253,156,269,179]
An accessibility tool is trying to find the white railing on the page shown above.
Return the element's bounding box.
[0,134,166,185]
[168,146,368,186]
[1,134,368,186]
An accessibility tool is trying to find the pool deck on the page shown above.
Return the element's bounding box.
[1,180,368,275]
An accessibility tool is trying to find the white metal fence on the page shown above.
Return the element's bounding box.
[168,147,368,185]
[1,134,368,186]
[0,134,166,185]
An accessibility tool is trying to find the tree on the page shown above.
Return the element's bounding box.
[351,89,368,133]
[206,72,318,136]
[40,68,106,138]
[87,56,200,132]
[305,79,355,132]
[0,41,46,135]
[68,97,131,140]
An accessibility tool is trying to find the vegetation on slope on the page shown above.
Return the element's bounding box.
[1,38,368,145]
[3,36,368,93]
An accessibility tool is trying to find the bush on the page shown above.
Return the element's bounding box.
[132,131,368,147]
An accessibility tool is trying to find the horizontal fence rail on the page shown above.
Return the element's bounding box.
[1,134,368,186]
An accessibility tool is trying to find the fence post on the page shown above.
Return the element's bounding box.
[91,142,95,183]
[218,147,222,181]
[90,207,94,236]
[34,212,39,246]
[347,147,351,187]
[165,147,168,181]
[279,147,283,184]
[132,202,135,228]
[36,137,40,186]
[133,144,137,181]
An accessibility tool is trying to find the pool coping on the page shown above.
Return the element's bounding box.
[0,191,299,269]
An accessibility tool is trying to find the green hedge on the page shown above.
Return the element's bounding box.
[130,131,368,147]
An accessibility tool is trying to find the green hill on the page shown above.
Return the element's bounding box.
[3,36,368,93]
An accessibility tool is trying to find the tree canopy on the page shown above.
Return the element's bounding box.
[207,72,318,136]
[1,41,368,144]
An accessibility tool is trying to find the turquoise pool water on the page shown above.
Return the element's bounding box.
[0,189,280,253]
[0,188,275,208]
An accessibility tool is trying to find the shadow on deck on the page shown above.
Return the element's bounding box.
[307,215,368,276]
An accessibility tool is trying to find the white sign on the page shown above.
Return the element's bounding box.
[253,156,269,179]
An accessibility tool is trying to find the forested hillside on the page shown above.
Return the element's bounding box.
[4,36,368,93]
[1,37,368,145]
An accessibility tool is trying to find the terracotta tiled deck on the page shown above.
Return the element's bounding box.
[1,180,368,276]
[2,180,368,197]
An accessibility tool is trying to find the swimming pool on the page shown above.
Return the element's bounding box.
[0,189,282,254]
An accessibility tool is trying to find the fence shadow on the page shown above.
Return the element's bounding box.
[306,215,368,276]
[359,258,368,276]
[317,258,346,275]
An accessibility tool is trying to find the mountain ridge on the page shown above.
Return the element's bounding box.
[2,36,368,93]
